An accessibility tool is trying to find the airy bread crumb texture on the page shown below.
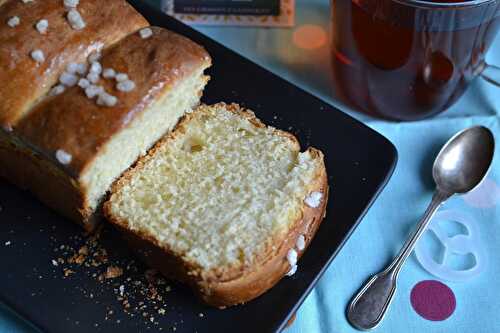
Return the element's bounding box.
[81,69,208,211]
[108,104,323,272]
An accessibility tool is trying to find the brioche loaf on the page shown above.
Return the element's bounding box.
[105,103,328,307]
[0,0,211,229]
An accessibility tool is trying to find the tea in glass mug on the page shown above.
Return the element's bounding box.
[331,0,500,121]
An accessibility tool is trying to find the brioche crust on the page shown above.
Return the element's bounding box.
[0,0,148,127]
[104,103,329,307]
[15,27,211,177]
[0,132,97,230]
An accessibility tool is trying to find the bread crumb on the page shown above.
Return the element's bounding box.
[105,266,123,279]
[63,268,75,277]
[51,227,176,327]
[5,241,11,246]
[74,254,86,264]
[78,245,89,255]
[51,259,58,266]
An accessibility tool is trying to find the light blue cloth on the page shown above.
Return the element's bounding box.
[287,116,500,333]
[2,1,499,332]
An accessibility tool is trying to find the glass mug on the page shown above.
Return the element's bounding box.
[331,0,500,121]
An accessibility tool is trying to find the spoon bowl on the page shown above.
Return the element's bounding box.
[433,126,495,194]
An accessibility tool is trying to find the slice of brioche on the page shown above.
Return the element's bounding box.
[105,103,328,307]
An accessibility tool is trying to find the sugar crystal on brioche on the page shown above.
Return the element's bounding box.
[59,72,78,87]
[7,15,19,27]
[56,149,72,165]
[296,235,306,251]
[66,8,85,30]
[140,27,153,39]
[117,80,136,92]
[115,73,128,82]
[305,191,323,208]
[78,78,90,89]
[286,265,298,277]
[35,19,48,34]
[103,68,116,79]
[49,85,65,96]
[63,0,79,8]
[30,49,45,62]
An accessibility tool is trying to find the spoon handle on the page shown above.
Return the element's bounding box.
[347,190,450,331]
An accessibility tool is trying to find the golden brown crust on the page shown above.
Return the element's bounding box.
[104,104,329,307]
[15,27,211,177]
[0,132,97,230]
[0,0,148,127]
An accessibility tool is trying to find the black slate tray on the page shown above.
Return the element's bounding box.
[0,1,397,332]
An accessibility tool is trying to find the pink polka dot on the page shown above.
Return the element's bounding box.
[411,280,456,321]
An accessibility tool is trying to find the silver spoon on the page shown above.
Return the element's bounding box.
[347,126,495,331]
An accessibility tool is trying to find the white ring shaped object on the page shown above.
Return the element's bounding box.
[414,209,486,282]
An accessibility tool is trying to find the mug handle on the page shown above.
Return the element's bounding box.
[481,63,500,87]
